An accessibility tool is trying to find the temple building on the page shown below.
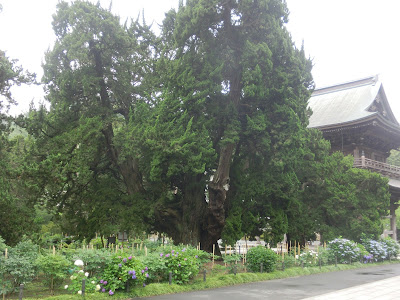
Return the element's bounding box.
[308,75,400,240]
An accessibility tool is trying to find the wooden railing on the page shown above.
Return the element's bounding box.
[353,157,400,178]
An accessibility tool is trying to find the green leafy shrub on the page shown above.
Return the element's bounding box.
[67,267,100,295]
[223,254,243,273]
[361,239,387,261]
[159,247,201,284]
[281,254,296,268]
[71,249,113,277]
[36,254,70,294]
[100,254,148,295]
[0,236,6,253]
[246,246,278,273]
[380,237,400,258]
[140,252,168,283]
[1,239,39,291]
[298,250,318,266]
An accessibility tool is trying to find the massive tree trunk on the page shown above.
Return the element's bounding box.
[91,42,145,196]
[153,175,207,246]
[202,143,235,253]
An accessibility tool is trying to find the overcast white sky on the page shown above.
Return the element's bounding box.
[1,0,400,120]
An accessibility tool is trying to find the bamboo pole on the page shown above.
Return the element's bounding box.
[5,248,7,259]
[53,246,56,255]
[212,244,215,268]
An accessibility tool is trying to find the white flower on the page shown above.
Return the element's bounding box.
[64,285,68,289]
[91,280,95,284]
[95,284,101,291]
[70,275,76,280]
[74,259,84,266]
[85,272,89,277]
[77,290,82,295]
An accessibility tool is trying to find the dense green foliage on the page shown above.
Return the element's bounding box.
[0,49,36,245]
[0,0,392,251]
[36,254,70,293]
[0,236,398,298]
[0,239,39,293]
[246,246,279,273]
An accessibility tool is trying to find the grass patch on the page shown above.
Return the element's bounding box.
[8,261,399,299]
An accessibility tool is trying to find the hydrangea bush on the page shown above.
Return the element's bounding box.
[159,247,201,284]
[327,238,364,263]
[380,237,400,259]
[361,239,387,261]
[66,259,100,295]
[297,249,320,266]
[100,254,148,295]
[71,249,113,277]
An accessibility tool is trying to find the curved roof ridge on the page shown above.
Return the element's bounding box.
[313,75,379,97]
[308,76,379,128]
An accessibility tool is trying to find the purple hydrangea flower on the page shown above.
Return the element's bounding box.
[145,266,148,271]
[160,253,163,257]
[128,256,132,260]
[143,283,146,287]
[109,290,114,295]
[195,255,198,258]
[123,258,127,263]
[145,273,149,278]
[141,269,145,274]
[118,264,122,267]
[166,254,170,258]
[103,281,108,285]
[102,288,106,292]
[184,258,187,261]
[132,275,136,279]
[178,264,181,267]
[100,280,104,284]
[171,250,175,253]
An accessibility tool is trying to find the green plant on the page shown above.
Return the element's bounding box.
[246,246,279,273]
[36,254,70,294]
[1,239,39,291]
[281,254,296,268]
[223,254,243,274]
[100,254,148,295]
[67,268,100,295]
[327,238,362,263]
[161,247,201,284]
[0,236,6,253]
[380,237,400,258]
[71,249,113,277]
[361,239,387,261]
[141,252,168,283]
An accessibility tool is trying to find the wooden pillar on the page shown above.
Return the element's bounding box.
[390,199,399,241]
[361,151,365,167]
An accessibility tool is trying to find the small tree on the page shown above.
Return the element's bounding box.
[36,254,70,294]
[246,246,279,273]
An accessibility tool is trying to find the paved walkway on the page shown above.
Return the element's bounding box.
[303,275,400,299]
[143,264,400,299]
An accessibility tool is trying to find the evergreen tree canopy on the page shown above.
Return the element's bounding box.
[20,0,391,249]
